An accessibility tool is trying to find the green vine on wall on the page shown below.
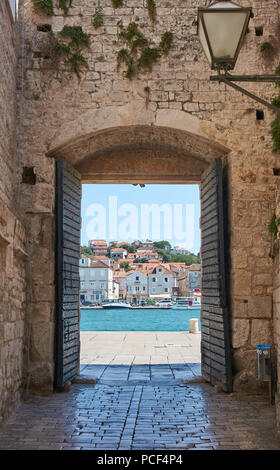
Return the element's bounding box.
[146,0,156,25]
[111,0,123,8]
[268,213,280,239]
[55,26,90,78]
[270,65,280,151]
[58,0,72,15]
[31,0,73,15]
[59,25,90,49]
[31,0,54,16]
[31,0,173,80]
[117,22,173,79]
[159,32,173,55]
[260,42,274,54]
[92,1,104,29]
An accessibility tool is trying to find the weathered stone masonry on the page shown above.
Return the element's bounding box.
[1,0,280,436]
[0,0,27,423]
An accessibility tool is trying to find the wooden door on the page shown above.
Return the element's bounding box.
[54,158,81,389]
[200,158,232,392]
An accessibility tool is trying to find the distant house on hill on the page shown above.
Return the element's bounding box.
[137,246,154,252]
[139,241,154,248]
[88,239,108,255]
[110,247,128,259]
[135,250,158,260]
[127,253,137,260]
[170,246,190,255]
[91,255,112,267]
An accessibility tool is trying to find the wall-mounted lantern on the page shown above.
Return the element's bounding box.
[197,1,280,115]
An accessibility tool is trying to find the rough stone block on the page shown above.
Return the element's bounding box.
[232,271,252,296]
[247,296,272,319]
[232,319,250,348]
[251,320,272,347]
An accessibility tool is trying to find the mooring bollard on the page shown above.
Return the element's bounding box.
[189,318,199,334]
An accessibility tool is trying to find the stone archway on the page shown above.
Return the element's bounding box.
[48,107,229,183]
[46,107,232,392]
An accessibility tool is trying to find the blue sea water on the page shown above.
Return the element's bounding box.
[80,307,201,332]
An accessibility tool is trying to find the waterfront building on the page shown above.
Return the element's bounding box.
[79,259,117,303]
[113,269,127,299]
[126,270,148,304]
[177,264,201,297]
[147,265,177,299]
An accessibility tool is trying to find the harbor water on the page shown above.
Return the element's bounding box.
[80,307,201,332]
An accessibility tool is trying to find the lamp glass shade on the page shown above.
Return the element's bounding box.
[198,1,251,70]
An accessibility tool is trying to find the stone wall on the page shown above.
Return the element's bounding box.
[4,0,278,432]
[0,0,28,423]
[273,181,280,434]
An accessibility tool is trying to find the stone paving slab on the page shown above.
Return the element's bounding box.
[80,331,201,366]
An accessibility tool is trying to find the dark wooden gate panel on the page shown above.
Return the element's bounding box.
[55,158,81,389]
[200,158,232,392]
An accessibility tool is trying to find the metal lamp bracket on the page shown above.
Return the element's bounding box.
[210,73,280,115]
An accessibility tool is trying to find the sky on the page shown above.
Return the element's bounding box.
[81,184,201,255]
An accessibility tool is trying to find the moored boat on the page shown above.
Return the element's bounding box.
[155,300,173,308]
[186,301,201,310]
[101,300,133,309]
[172,297,201,309]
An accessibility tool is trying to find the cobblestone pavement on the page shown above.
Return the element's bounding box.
[0,361,279,450]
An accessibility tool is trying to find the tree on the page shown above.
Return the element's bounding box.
[119,244,136,253]
[81,246,94,256]
[120,261,131,272]
[153,240,171,251]
[155,248,171,262]
[169,253,199,265]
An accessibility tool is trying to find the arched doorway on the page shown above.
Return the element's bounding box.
[49,114,232,393]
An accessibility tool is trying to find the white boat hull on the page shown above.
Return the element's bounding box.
[102,303,132,309]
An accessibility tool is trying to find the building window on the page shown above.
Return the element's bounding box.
[80,281,85,288]
[136,276,139,281]
[165,277,168,282]
[152,277,156,282]
[143,287,145,291]
[165,288,169,292]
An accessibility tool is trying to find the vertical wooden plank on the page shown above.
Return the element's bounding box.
[200,158,232,392]
[55,158,81,389]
